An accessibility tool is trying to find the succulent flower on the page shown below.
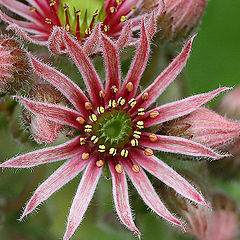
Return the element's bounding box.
[0,0,160,47]
[161,107,240,149]
[0,36,31,93]
[0,22,231,239]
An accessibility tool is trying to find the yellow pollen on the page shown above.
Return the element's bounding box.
[142,92,149,100]
[150,111,160,118]
[76,10,81,16]
[133,131,141,139]
[132,164,140,173]
[110,6,117,13]
[84,125,92,132]
[117,97,126,106]
[82,152,90,160]
[80,137,86,145]
[97,106,105,114]
[91,135,99,144]
[109,147,117,156]
[85,28,92,35]
[96,159,104,168]
[89,114,98,122]
[149,133,158,142]
[129,98,137,107]
[115,163,123,173]
[116,0,122,4]
[85,102,93,111]
[45,18,52,24]
[104,25,110,32]
[49,0,56,6]
[120,149,129,157]
[98,145,106,152]
[99,90,106,98]
[144,148,154,156]
[126,82,134,92]
[120,16,127,22]
[76,116,85,125]
[138,108,145,116]
[65,24,70,31]
[131,6,137,11]
[29,7,36,12]
[130,139,138,146]
[109,99,117,108]
[136,121,144,129]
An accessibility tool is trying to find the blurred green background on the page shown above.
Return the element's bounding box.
[0,0,240,239]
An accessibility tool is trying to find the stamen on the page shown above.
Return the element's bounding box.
[99,90,106,98]
[97,106,105,114]
[130,138,139,146]
[149,133,158,142]
[144,148,154,156]
[29,7,36,12]
[116,0,123,5]
[131,6,137,11]
[132,164,140,173]
[128,98,137,107]
[111,85,118,93]
[115,163,123,173]
[89,114,98,122]
[104,25,110,32]
[85,28,92,35]
[138,108,145,116]
[110,6,117,13]
[85,102,93,111]
[80,137,87,145]
[98,145,106,152]
[150,110,160,118]
[126,82,134,92]
[109,99,117,108]
[84,125,93,132]
[96,159,104,168]
[109,147,117,156]
[120,16,127,22]
[64,5,70,30]
[91,135,99,144]
[49,0,56,7]
[117,97,126,106]
[76,10,81,40]
[76,116,85,125]
[133,130,141,139]
[142,92,149,101]
[82,152,90,160]
[45,18,52,24]
[120,149,129,157]
[136,121,144,129]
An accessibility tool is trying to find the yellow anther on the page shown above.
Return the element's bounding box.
[76,116,85,125]
[117,97,126,106]
[97,106,105,114]
[116,0,122,4]
[29,7,36,12]
[80,137,86,145]
[129,98,137,107]
[145,148,154,156]
[50,0,56,6]
[126,82,134,92]
[64,5,69,11]
[138,108,145,116]
[110,6,117,13]
[85,102,92,111]
[142,92,149,100]
[98,145,106,152]
[113,87,118,93]
[104,25,110,32]
[89,114,98,122]
[84,125,92,132]
[85,28,91,35]
[109,100,117,108]
[133,131,141,139]
[109,147,117,156]
[120,149,129,157]
[65,24,70,32]
[130,139,138,146]
[131,6,136,11]
[149,133,158,142]
[82,152,90,160]
[136,121,144,129]
[115,163,123,173]
[96,159,104,168]
[76,10,81,16]
[91,135,99,144]
[150,111,160,118]
[132,164,140,173]
[45,18,52,24]
[99,90,106,98]
[120,16,127,22]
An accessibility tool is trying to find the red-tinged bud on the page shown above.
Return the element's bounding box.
[161,107,240,149]
[24,83,67,144]
[0,36,31,93]
[216,86,240,120]
[144,0,207,42]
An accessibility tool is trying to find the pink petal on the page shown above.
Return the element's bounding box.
[123,160,183,227]
[136,36,195,109]
[29,55,89,114]
[140,133,229,159]
[83,23,101,56]
[101,33,121,102]
[116,21,132,51]
[108,160,141,239]
[63,159,102,240]
[20,155,88,220]
[16,96,84,129]
[120,20,150,99]
[0,136,83,168]
[64,32,104,106]
[130,150,208,206]
[142,87,231,127]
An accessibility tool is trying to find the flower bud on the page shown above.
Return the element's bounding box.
[161,107,240,149]
[0,36,31,93]
[144,0,207,42]
[25,83,67,144]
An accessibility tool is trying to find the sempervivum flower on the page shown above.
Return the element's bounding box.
[0,0,160,47]
[0,22,230,239]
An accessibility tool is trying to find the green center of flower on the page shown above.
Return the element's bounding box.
[58,0,105,37]
[92,109,133,149]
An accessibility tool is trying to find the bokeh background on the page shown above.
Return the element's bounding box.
[0,0,240,239]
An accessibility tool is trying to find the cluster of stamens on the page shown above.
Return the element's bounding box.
[76,82,159,174]
[29,0,137,40]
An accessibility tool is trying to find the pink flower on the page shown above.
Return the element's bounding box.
[0,22,231,239]
[0,0,161,46]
